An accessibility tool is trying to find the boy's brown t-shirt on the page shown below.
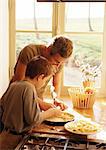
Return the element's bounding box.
[1,81,40,133]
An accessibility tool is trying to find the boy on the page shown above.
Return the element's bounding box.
[0,56,62,149]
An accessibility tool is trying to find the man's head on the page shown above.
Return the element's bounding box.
[25,56,53,79]
[48,36,73,67]
[50,36,73,58]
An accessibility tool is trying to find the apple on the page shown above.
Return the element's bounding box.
[85,87,95,94]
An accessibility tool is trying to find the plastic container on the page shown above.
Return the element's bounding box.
[68,87,95,109]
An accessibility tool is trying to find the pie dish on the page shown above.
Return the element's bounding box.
[44,112,74,126]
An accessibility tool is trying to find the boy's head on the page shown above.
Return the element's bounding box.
[25,56,53,79]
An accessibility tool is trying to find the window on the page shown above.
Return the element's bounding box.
[9,1,106,97]
[63,2,104,89]
[16,0,53,56]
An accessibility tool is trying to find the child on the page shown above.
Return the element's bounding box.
[0,56,62,149]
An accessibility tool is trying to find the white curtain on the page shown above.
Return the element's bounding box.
[101,3,106,97]
[0,0,9,97]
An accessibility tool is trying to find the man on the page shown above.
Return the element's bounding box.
[11,36,73,110]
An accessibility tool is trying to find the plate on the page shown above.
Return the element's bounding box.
[64,120,102,135]
[44,112,74,126]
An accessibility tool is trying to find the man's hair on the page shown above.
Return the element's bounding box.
[25,56,53,79]
[50,36,73,58]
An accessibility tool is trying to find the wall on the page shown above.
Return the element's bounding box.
[0,0,9,97]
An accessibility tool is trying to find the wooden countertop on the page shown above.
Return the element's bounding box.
[32,98,106,143]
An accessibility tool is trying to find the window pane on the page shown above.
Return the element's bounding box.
[65,2,104,32]
[16,0,52,31]
[64,2,104,88]
[64,34,102,88]
[16,33,52,57]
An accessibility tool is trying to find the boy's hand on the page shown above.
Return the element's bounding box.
[40,107,62,122]
[54,99,68,111]
[48,107,62,117]
[39,101,55,111]
[39,100,63,119]
[37,97,55,111]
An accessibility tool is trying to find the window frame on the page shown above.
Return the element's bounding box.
[9,0,106,98]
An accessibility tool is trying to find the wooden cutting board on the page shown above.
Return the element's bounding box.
[31,123,66,135]
[30,123,87,141]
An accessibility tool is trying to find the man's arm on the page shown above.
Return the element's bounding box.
[52,69,68,111]
[11,61,27,83]
[52,71,62,98]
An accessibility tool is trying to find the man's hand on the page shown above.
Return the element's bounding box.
[54,98,68,111]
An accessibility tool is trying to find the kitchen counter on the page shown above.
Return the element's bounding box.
[16,98,106,149]
[32,98,106,143]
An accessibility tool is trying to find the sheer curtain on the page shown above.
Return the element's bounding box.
[101,3,106,96]
[0,0,9,97]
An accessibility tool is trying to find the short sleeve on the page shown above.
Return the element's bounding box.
[18,45,38,65]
